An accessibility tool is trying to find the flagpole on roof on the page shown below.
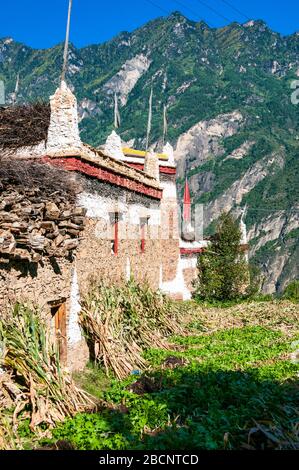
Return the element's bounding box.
[145,85,153,152]
[61,0,73,84]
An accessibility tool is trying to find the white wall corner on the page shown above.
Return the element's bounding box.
[68,266,83,345]
[159,258,191,301]
[125,257,131,281]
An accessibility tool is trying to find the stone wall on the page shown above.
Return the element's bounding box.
[0,257,72,312]
[0,168,183,371]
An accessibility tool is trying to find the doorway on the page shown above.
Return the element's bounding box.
[51,303,67,364]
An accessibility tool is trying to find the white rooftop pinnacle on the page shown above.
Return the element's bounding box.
[104,130,124,159]
[144,150,160,181]
[47,81,82,153]
[163,142,175,166]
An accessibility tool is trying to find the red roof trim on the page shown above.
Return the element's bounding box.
[127,162,176,175]
[180,248,204,255]
[42,156,163,200]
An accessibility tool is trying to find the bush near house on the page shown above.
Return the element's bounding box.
[1,285,298,450]
[194,213,251,302]
[282,280,299,303]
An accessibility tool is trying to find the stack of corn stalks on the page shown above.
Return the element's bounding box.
[80,280,186,379]
[0,304,93,448]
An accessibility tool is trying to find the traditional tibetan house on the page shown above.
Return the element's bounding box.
[0,82,201,369]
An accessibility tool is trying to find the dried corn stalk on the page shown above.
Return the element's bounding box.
[80,280,186,379]
[0,304,93,448]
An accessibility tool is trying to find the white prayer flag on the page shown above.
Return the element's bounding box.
[146,86,153,151]
[114,92,121,128]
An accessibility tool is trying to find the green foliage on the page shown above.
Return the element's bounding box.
[282,280,299,303]
[73,363,111,402]
[194,213,250,301]
[47,325,299,450]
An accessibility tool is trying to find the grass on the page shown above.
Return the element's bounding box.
[45,300,299,450]
[73,364,111,402]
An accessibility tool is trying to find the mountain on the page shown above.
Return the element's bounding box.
[0,12,299,293]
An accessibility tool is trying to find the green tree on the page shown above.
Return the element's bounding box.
[282,280,299,303]
[195,213,249,301]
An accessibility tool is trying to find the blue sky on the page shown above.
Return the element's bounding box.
[0,0,298,49]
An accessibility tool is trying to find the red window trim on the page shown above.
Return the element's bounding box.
[113,213,119,255]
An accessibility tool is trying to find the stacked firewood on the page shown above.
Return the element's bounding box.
[0,103,50,154]
[0,186,86,262]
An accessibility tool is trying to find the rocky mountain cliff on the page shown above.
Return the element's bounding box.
[0,12,298,293]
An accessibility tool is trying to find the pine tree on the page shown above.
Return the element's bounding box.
[195,213,249,301]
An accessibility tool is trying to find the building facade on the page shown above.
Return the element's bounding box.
[0,82,201,370]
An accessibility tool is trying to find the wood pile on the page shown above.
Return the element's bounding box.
[0,103,50,153]
[0,159,86,262]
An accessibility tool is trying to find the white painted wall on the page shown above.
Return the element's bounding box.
[77,191,161,231]
[159,258,191,301]
[181,255,198,270]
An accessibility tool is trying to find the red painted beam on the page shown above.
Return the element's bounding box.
[180,248,204,255]
[127,162,176,175]
[42,156,163,200]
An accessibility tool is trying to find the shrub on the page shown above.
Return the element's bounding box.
[282,280,299,303]
[194,213,250,301]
